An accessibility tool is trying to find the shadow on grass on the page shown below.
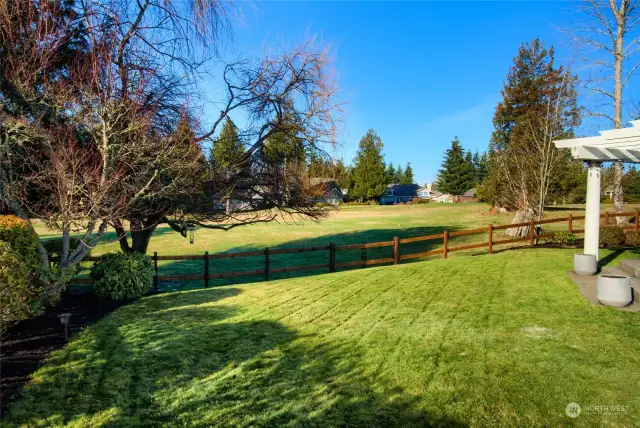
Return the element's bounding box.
[156,225,460,291]
[4,288,465,427]
[599,248,640,267]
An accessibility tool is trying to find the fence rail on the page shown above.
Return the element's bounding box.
[71,210,640,291]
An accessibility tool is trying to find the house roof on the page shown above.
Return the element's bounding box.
[463,187,476,197]
[430,191,444,198]
[385,183,419,197]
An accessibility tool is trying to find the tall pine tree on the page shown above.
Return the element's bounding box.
[437,137,475,198]
[385,163,396,184]
[394,165,403,184]
[210,118,244,171]
[351,129,387,201]
[400,162,414,185]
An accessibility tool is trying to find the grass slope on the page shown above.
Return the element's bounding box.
[4,249,640,427]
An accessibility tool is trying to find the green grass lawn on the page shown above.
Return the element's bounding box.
[33,203,639,290]
[4,248,640,427]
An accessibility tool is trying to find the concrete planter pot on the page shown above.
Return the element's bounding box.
[574,253,598,276]
[597,275,632,307]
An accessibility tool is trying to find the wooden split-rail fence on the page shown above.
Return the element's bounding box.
[72,210,640,291]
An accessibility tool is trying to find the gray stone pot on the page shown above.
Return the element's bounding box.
[597,275,632,307]
[574,253,598,276]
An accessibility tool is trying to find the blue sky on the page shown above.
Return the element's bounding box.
[204,1,605,185]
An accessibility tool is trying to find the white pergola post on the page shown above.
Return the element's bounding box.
[584,162,601,259]
[554,121,640,269]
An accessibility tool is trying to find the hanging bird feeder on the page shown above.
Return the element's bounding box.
[188,225,196,244]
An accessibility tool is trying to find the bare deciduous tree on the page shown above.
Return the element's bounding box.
[1,0,340,299]
[565,0,640,223]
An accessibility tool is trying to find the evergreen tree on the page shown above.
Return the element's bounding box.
[210,118,244,171]
[333,159,353,190]
[473,151,490,184]
[623,169,640,203]
[394,165,403,184]
[351,129,387,201]
[400,162,414,185]
[308,153,330,177]
[385,163,396,184]
[436,137,475,198]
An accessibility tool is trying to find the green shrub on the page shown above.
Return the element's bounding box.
[91,252,154,300]
[408,198,429,204]
[0,242,42,330]
[625,230,640,247]
[0,215,40,273]
[551,232,577,245]
[600,227,626,247]
[0,216,44,329]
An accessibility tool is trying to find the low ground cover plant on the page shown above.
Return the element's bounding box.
[550,231,577,245]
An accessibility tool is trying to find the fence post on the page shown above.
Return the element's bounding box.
[443,230,448,259]
[393,236,399,264]
[361,242,367,268]
[636,210,639,231]
[529,220,535,247]
[488,225,493,255]
[329,243,335,273]
[153,252,158,292]
[605,212,610,225]
[204,251,209,288]
[568,214,573,233]
[264,247,270,281]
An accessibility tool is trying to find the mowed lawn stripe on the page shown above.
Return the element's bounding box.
[4,249,640,427]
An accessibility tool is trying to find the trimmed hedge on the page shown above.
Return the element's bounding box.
[91,252,154,300]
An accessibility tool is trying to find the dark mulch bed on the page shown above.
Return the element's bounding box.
[0,291,126,414]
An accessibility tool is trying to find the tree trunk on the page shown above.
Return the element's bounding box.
[114,219,158,254]
[505,207,534,237]
[612,17,624,221]
[613,161,626,224]
[129,227,156,253]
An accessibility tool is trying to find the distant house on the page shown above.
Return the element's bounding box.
[309,178,344,205]
[430,187,476,203]
[603,185,614,198]
[417,186,431,198]
[431,191,454,203]
[380,184,419,205]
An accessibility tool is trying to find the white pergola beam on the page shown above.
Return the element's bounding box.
[570,146,640,162]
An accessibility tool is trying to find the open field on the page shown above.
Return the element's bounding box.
[4,248,640,427]
[33,203,640,289]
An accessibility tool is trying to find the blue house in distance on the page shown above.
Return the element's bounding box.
[380,184,419,205]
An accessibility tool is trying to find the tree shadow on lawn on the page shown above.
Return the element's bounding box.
[4,288,466,427]
[157,225,460,291]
